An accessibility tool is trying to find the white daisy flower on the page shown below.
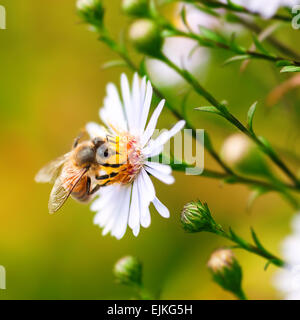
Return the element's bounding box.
[273,213,300,300]
[231,0,299,19]
[86,73,185,239]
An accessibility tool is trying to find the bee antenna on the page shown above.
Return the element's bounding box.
[93,137,105,148]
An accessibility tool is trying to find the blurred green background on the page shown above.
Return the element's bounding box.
[0,0,300,300]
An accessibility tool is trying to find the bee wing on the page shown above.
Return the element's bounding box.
[35,153,70,184]
[48,166,89,214]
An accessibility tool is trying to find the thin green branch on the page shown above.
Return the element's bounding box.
[160,53,300,188]
[182,201,285,267]
[171,162,300,193]
[165,27,300,66]
[219,228,285,268]
[230,14,300,61]
[186,0,292,22]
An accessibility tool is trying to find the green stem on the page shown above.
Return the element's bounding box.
[167,27,300,67]
[231,14,300,60]
[171,163,300,193]
[161,54,300,188]
[136,284,155,300]
[235,288,247,300]
[191,0,292,22]
[219,230,285,268]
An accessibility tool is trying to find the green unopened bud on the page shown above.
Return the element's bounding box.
[114,256,142,287]
[208,249,246,300]
[129,18,163,57]
[76,0,104,30]
[122,0,149,17]
[181,201,222,234]
[221,133,271,178]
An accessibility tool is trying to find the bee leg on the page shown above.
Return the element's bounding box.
[86,177,101,195]
[73,136,81,149]
[89,185,101,195]
[73,130,87,148]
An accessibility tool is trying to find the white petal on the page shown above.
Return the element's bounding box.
[140,168,156,202]
[102,185,128,236]
[111,185,132,239]
[91,185,118,213]
[141,206,151,228]
[152,197,170,218]
[101,83,127,131]
[143,144,164,158]
[131,73,141,131]
[128,180,140,230]
[145,161,172,175]
[143,120,185,156]
[141,99,165,147]
[161,120,186,143]
[133,225,140,237]
[136,172,152,229]
[140,76,146,108]
[121,73,134,131]
[96,201,118,229]
[145,166,175,185]
[93,185,121,227]
[86,122,107,139]
[139,80,153,134]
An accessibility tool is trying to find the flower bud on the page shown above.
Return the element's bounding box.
[129,18,163,57]
[114,256,142,287]
[208,249,246,299]
[221,133,271,178]
[122,0,149,17]
[76,0,104,30]
[181,201,221,234]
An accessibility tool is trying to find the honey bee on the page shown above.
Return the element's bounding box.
[35,134,126,214]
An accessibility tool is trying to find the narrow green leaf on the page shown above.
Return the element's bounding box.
[223,55,251,66]
[195,106,223,116]
[280,66,300,73]
[101,60,127,70]
[251,228,266,251]
[258,136,276,156]
[229,33,246,54]
[276,60,294,67]
[247,101,257,133]
[229,228,249,249]
[252,34,271,55]
[264,261,271,271]
[247,188,268,212]
[223,176,238,184]
[161,29,178,38]
[227,0,244,11]
[198,26,228,45]
[192,4,220,18]
[140,58,147,76]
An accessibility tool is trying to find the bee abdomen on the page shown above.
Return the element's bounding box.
[71,177,90,202]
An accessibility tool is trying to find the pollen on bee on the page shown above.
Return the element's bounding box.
[96,132,144,186]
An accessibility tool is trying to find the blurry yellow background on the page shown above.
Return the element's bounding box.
[0,0,299,300]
